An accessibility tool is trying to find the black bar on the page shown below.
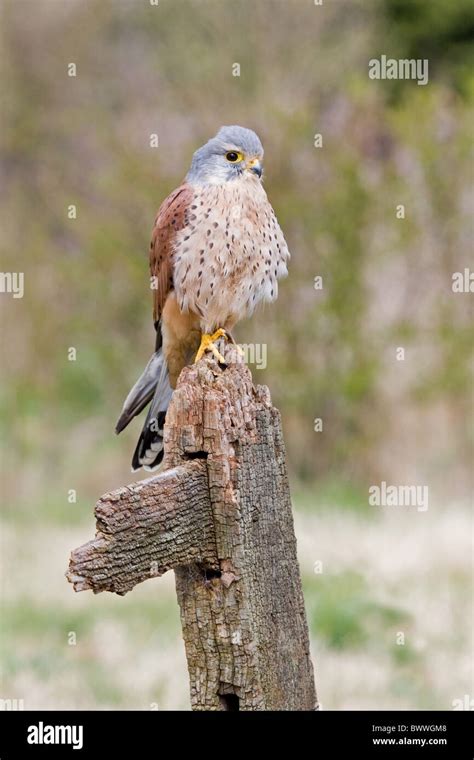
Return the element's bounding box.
[0,710,472,757]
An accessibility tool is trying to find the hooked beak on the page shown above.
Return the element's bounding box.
[246,157,262,178]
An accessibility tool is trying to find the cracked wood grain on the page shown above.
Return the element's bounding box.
[67,460,218,595]
[67,347,318,710]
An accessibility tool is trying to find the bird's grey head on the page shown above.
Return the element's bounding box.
[186,126,264,185]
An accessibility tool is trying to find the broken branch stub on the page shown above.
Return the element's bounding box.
[67,460,218,595]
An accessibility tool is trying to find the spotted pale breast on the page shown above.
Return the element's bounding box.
[116,125,290,470]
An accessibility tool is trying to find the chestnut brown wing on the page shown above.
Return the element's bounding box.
[149,183,194,343]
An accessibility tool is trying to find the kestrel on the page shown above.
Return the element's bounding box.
[116,126,290,470]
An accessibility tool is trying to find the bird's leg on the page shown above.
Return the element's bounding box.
[194,328,227,364]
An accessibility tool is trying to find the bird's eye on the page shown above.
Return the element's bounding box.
[225,151,242,163]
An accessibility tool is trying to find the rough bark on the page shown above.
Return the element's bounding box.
[67,348,318,710]
[67,461,217,595]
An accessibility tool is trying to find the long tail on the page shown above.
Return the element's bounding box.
[115,349,173,472]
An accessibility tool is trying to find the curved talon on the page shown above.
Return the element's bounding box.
[224,331,245,357]
[195,329,227,364]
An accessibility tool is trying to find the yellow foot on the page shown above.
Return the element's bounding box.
[194,328,227,364]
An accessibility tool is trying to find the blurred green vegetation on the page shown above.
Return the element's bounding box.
[0,0,472,710]
[382,0,474,95]
[305,570,408,650]
[1,0,472,502]
[1,584,184,708]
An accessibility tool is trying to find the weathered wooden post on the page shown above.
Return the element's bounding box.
[67,347,318,710]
